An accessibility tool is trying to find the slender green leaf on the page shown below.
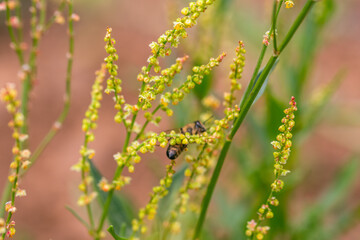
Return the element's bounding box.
[65,205,90,229]
[89,160,134,236]
[108,225,128,240]
[252,59,279,104]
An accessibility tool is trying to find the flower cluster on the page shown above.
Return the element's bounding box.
[72,1,227,237]
[246,96,297,240]
[142,0,216,76]
[130,117,227,239]
[0,1,16,12]
[71,65,106,206]
[131,160,176,238]
[160,41,249,237]
[285,0,295,9]
[262,31,271,46]
[2,1,21,29]
[162,107,247,238]
[160,52,226,110]
[137,0,217,111]
[104,28,128,127]
[0,217,15,239]
[104,128,209,238]
[138,55,189,111]
[0,218,4,236]
[224,41,246,108]
[0,83,30,239]
[135,50,225,139]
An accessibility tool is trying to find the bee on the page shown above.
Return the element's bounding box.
[166,120,207,160]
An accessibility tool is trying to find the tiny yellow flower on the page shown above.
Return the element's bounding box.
[5,202,16,213]
[285,0,294,8]
[15,189,26,197]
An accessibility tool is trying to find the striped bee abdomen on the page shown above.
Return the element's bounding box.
[165,120,206,160]
[166,144,187,160]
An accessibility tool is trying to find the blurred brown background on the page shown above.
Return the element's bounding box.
[0,0,359,239]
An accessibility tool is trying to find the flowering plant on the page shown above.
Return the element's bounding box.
[1,1,357,240]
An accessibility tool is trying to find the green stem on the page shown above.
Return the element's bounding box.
[240,44,267,108]
[193,1,316,238]
[194,57,278,240]
[0,182,11,218]
[95,136,158,238]
[2,110,22,239]
[278,0,315,52]
[134,105,161,141]
[96,190,115,240]
[26,0,73,168]
[95,166,125,239]
[272,0,279,52]
[4,0,24,64]
[82,153,95,232]
[123,114,137,152]
[20,0,40,137]
[0,0,74,217]
[45,0,67,31]
[14,0,23,45]
[39,0,47,29]
[1,0,73,226]
[192,139,232,240]
[0,0,25,221]
[250,172,280,240]
[240,0,283,108]
[81,141,95,230]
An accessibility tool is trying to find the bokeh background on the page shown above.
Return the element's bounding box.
[0,0,359,239]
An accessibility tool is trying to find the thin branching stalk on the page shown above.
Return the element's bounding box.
[0,0,74,221]
[0,84,27,239]
[77,64,107,233]
[3,0,24,63]
[193,1,316,239]
[272,0,279,52]
[0,184,11,217]
[122,29,178,152]
[0,0,26,220]
[241,0,283,107]
[92,2,227,238]
[2,136,21,239]
[28,0,74,166]
[39,0,47,28]
[14,0,23,44]
[45,1,67,31]
[96,26,190,240]
[240,44,267,107]
[95,168,123,239]
[123,114,137,152]
[135,105,161,141]
[278,1,315,52]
